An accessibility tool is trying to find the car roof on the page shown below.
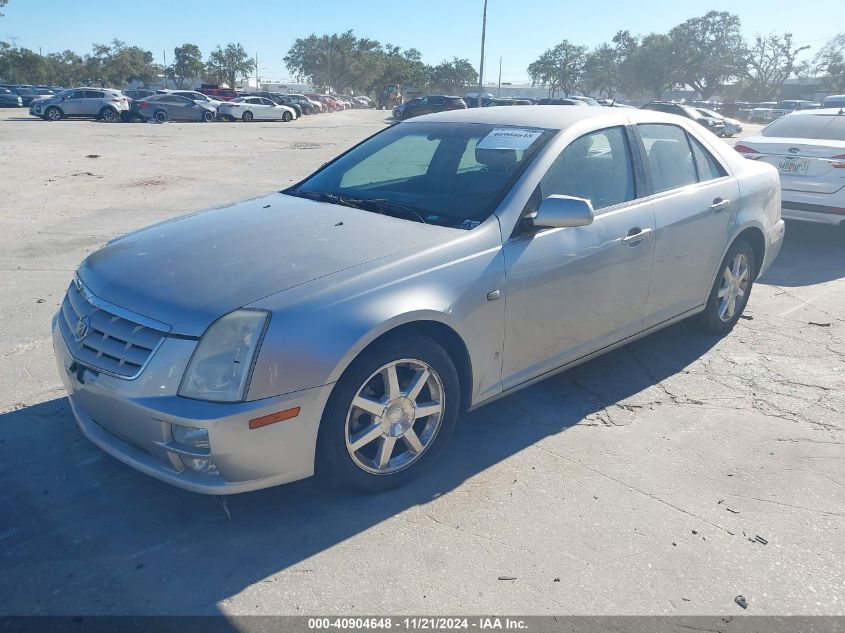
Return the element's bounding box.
[418,104,642,128]
[783,108,844,117]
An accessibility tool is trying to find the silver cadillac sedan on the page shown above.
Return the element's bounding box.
[52,107,785,494]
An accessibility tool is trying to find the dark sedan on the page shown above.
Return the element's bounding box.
[0,88,22,107]
[394,95,467,120]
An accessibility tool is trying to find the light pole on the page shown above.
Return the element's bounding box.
[476,0,487,108]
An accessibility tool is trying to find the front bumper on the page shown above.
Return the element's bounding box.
[52,316,334,494]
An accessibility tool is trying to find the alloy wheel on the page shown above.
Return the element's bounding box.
[344,358,445,475]
[717,252,750,322]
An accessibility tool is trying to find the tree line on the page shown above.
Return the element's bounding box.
[529,12,845,101]
[0,31,478,96]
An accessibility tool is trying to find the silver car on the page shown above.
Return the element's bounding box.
[31,87,129,122]
[53,107,785,494]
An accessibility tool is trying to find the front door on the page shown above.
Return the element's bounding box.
[635,123,740,326]
[501,125,656,391]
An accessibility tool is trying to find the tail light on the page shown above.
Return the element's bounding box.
[138,101,150,108]
[832,154,845,169]
[734,144,762,159]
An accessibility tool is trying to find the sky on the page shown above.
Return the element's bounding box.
[2,0,842,85]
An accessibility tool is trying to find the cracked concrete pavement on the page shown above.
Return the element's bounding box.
[0,110,842,616]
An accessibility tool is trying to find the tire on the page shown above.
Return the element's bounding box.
[242,110,254,122]
[699,239,756,333]
[45,106,63,121]
[154,109,168,123]
[99,107,119,122]
[202,110,215,122]
[316,334,461,492]
[282,111,292,122]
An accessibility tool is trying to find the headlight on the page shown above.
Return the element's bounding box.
[178,309,270,402]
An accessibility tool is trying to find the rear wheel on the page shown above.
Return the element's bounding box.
[154,109,168,123]
[242,110,254,121]
[99,107,119,122]
[699,239,756,333]
[45,106,62,121]
[316,334,460,492]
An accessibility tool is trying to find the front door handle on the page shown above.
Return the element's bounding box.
[710,197,731,213]
[622,227,652,246]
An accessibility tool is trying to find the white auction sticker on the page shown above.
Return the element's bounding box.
[476,127,544,150]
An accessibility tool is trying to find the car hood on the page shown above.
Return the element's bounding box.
[79,193,459,335]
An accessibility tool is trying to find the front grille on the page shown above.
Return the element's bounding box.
[58,280,167,378]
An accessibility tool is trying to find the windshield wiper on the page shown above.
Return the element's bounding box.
[288,190,428,224]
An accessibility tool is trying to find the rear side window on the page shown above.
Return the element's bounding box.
[638,124,698,193]
[688,136,727,181]
[430,97,445,106]
[762,114,845,141]
[84,90,104,99]
[540,126,635,211]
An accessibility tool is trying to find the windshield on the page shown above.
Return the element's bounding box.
[762,114,845,141]
[286,121,554,228]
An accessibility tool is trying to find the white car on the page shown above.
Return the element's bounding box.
[696,107,743,137]
[736,109,845,225]
[218,96,297,122]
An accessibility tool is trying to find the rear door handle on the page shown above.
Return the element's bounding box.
[622,227,652,246]
[710,197,731,212]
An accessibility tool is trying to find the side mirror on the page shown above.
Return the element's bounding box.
[532,195,595,229]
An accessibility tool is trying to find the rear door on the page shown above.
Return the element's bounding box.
[636,123,739,326]
[81,90,105,115]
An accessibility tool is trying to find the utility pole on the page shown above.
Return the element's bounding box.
[163,50,166,86]
[497,57,502,97]
[255,52,259,88]
[476,0,487,108]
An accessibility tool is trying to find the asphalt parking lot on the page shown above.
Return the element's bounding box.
[0,109,842,616]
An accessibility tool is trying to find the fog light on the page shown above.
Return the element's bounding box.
[181,457,217,474]
[171,424,210,449]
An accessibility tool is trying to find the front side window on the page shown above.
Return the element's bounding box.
[638,124,697,193]
[539,126,635,211]
[287,122,554,228]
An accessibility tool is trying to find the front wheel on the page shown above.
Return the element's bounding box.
[699,239,756,333]
[201,110,215,122]
[316,335,460,492]
[242,110,254,121]
[45,106,63,121]
[282,111,293,122]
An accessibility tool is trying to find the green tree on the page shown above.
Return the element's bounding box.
[207,42,253,89]
[429,57,476,94]
[741,33,809,100]
[87,40,158,86]
[0,0,8,16]
[668,11,746,99]
[581,43,620,98]
[814,33,845,92]
[284,30,382,92]
[167,43,203,88]
[528,40,588,96]
[625,34,681,98]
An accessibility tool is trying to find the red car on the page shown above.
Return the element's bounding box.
[198,85,240,101]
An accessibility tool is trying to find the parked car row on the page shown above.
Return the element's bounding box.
[0,83,63,106]
[20,85,374,123]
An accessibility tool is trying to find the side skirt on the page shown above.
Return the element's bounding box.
[468,305,706,412]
